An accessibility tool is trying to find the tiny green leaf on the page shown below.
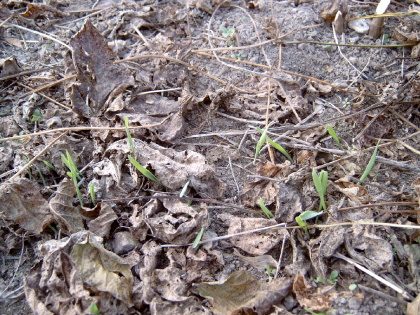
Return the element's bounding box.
[124,117,135,153]
[180,180,190,198]
[192,227,205,249]
[326,125,343,149]
[257,197,274,218]
[349,284,358,291]
[312,169,328,211]
[89,302,100,315]
[89,182,96,204]
[358,140,380,184]
[43,160,55,170]
[256,127,293,162]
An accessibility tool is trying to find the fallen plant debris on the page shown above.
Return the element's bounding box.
[0,0,419,314]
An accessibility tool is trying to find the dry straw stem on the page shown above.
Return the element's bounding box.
[23,74,77,97]
[333,253,413,301]
[0,66,59,81]
[5,131,69,183]
[17,82,71,111]
[161,221,420,248]
[0,115,173,143]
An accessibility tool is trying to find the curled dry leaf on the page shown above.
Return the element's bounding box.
[293,273,337,312]
[25,231,133,314]
[0,178,53,234]
[69,20,134,117]
[320,0,349,22]
[233,248,277,272]
[106,138,226,198]
[144,197,208,244]
[345,225,393,271]
[333,181,372,204]
[197,270,292,315]
[228,217,289,255]
[49,178,85,233]
[87,202,118,238]
[119,93,185,142]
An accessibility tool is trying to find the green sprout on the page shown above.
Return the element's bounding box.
[312,169,328,211]
[265,265,276,281]
[220,26,235,38]
[89,182,96,205]
[124,117,135,153]
[30,109,42,124]
[257,197,274,219]
[128,155,168,189]
[326,125,343,149]
[192,227,206,249]
[327,270,339,284]
[89,303,100,315]
[349,284,358,291]
[358,140,380,185]
[255,124,292,163]
[180,180,192,206]
[43,160,55,170]
[295,210,323,234]
[62,150,83,206]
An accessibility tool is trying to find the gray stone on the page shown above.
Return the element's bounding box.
[113,231,138,255]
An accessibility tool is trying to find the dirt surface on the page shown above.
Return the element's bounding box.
[0,0,420,314]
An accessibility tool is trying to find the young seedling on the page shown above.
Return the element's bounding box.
[295,210,324,234]
[62,150,83,207]
[128,155,168,189]
[326,125,343,149]
[257,197,274,219]
[89,303,100,315]
[43,160,55,170]
[89,182,96,205]
[349,284,358,291]
[265,265,276,281]
[327,270,339,284]
[124,117,135,154]
[220,26,234,38]
[312,169,328,211]
[180,180,192,206]
[255,123,292,163]
[358,140,380,184]
[192,227,206,249]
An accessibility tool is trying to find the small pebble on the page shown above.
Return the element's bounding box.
[348,19,370,34]
[348,296,361,310]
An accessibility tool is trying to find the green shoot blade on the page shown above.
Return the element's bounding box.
[254,126,269,164]
[89,182,96,204]
[312,169,328,211]
[43,160,55,170]
[257,197,274,218]
[192,227,206,249]
[266,136,293,162]
[326,125,343,149]
[358,140,381,184]
[180,180,190,198]
[128,155,168,188]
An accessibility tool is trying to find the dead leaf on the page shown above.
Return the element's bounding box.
[197,270,292,315]
[21,3,69,19]
[69,20,134,117]
[293,274,336,312]
[228,217,288,255]
[145,197,208,244]
[333,181,372,204]
[0,178,53,234]
[87,202,118,238]
[320,0,349,22]
[275,181,304,223]
[0,56,22,78]
[233,248,277,272]
[117,93,185,142]
[345,225,393,271]
[49,178,85,233]
[105,138,226,198]
[152,267,190,302]
[25,231,133,314]
[5,38,23,49]
[407,293,420,315]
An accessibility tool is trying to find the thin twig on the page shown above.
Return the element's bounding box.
[17,82,71,111]
[358,284,408,305]
[23,75,76,97]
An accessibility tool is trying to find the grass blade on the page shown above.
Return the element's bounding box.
[124,117,135,153]
[256,126,293,162]
[192,227,206,248]
[358,140,380,184]
[254,126,269,164]
[257,197,274,218]
[326,125,343,149]
[128,155,168,188]
[62,150,83,206]
[312,169,328,211]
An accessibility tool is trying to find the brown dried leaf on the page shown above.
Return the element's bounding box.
[145,197,208,244]
[21,3,69,19]
[151,267,190,302]
[407,293,420,315]
[49,178,85,233]
[118,93,185,142]
[293,274,336,312]
[0,56,22,78]
[334,181,372,204]
[275,181,304,223]
[106,139,226,198]
[228,218,288,255]
[69,20,134,117]
[345,225,393,271]
[25,231,132,314]
[320,0,349,22]
[233,248,277,272]
[198,270,292,315]
[87,202,118,238]
[0,178,53,234]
